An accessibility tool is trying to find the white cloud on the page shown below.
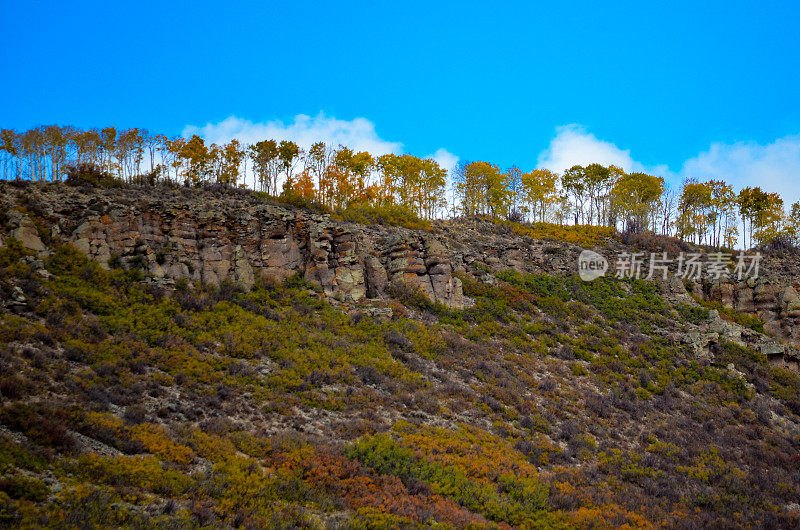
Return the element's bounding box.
[536,124,800,205]
[536,124,671,179]
[185,115,800,207]
[537,124,639,173]
[680,135,800,205]
[428,147,459,174]
[183,113,459,198]
[182,113,403,156]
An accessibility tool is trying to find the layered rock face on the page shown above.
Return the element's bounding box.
[0,182,464,309]
[706,279,800,339]
[3,182,800,365]
[699,278,800,367]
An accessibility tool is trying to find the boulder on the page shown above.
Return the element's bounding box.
[11,215,45,252]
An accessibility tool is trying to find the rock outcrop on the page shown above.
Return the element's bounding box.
[3,181,800,368]
[702,278,800,343]
[1,182,464,309]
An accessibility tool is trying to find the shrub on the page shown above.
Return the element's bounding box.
[337,203,430,230]
[694,298,765,333]
[388,280,449,315]
[0,377,25,399]
[758,234,799,256]
[40,485,143,528]
[498,270,668,332]
[131,167,162,186]
[129,423,195,465]
[0,237,34,268]
[74,454,193,496]
[65,163,121,188]
[0,437,47,472]
[274,192,332,214]
[619,230,693,254]
[676,303,709,324]
[770,366,800,404]
[46,244,93,276]
[0,404,73,450]
[0,475,48,502]
[346,431,558,527]
[494,219,614,247]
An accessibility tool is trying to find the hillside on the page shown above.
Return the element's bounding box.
[1,180,800,528]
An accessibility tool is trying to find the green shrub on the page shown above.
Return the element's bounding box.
[676,303,709,324]
[770,366,800,403]
[0,438,47,473]
[498,270,668,332]
[694,298,765,333]
[493,219,614,247]
[283,272,321,293]
[0,475,49,502]
[346,433,556,527]
[74,454,193,496]
[65,163,122,188]
[0,237,34,268]
[337,203,430,230]
[46,244,93,276]
[274,192,332,214]
[388,280,450,315]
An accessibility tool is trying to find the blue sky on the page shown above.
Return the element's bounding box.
[2,1,800,199]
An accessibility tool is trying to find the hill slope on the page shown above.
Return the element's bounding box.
[1,181,800,528]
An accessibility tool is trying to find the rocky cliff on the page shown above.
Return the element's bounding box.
[1,182,464,310]
[2,180,799,368]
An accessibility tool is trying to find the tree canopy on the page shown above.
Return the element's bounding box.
[1,124,798,248]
